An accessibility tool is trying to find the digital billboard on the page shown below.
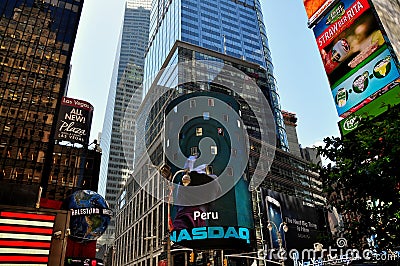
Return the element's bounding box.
[260,189,325,252]
[332,47,400,117]
[339,81,400,135]
[54,97,93,145]
[164,92,254,250]
[311,0,400,126]
[312,0,387,85]
[0,210,55,265]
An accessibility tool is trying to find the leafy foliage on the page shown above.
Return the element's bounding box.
[317,106,400,250]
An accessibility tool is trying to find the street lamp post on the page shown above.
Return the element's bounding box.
[267,221,288,266]
[148,163,191,266]
[167,168,191,266]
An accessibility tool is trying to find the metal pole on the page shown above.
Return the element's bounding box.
[184,252,188,266]
[167,236,172,266]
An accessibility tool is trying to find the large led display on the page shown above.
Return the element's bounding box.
[339,81,400,135]
[311,0,400,131]
[0,211,55,265]
[312,0,386,86]
[260,189,325,253]
[332,47,400,116]
[164,92,254,249]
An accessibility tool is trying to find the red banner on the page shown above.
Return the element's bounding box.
[316,0,370,50]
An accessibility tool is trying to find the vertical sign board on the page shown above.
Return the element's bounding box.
[55,97,94,145]
[260,189,325,253]
[164,92,254,250]
[310,0,400,135]
[332,47,400,117]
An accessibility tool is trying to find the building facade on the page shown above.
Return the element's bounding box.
[99,0,152,244]
[0,0,84,196]
[144,0,288,151]
[111,0,326,265]
[114,41,325,265]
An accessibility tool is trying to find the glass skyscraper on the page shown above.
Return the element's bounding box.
[144,0,288,150]
[99,0,152,244]
[109,1,309,265]
[0,0,84,196]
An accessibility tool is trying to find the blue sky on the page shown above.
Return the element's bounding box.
[68,0,340,148]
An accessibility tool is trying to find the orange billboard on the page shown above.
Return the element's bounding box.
[303,0,336,23]
[303,0,327,18]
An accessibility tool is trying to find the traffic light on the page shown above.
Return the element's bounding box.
[223,258,228,266]
[189,252,195,263]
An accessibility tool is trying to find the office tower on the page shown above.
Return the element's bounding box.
[144,0,289,151]
[99,0,152,244]
[0,0,84,196]
[112,0,326,265]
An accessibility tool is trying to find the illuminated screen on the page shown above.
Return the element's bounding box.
[164,92,254,250]
[0,211,55,265]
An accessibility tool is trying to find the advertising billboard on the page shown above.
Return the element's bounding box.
[312,0,388,85]
[370,0,400,61]
[303,0,337,24]
[0,208,70,266]
[311,0,400,126]
[260,189,325,252]
[339,81,400,135]
[0,210,54,265]
[164,92,254,250]
[54,97,93,145]
[66,258,104,266]
[332,47,400,117]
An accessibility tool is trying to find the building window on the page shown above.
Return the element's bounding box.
[206,165,213,175]
[191,147,198,156]
[232,148,237,157]
[223,114,229,122]
[226,167,233,176]
[196,127,202,136]
[203,112,209,120]
[190,99,196,108]
[208,98,214,106]
[183,115,188,123]
[211,145,217,155]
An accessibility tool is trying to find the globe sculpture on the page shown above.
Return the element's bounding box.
[63,190,112,241]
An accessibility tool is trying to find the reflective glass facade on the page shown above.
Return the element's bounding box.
[114,43,323,265]
[144,0,289,150]
[0,0,83,190]
[99,0,151,243]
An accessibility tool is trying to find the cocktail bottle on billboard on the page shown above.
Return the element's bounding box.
[331,39,350,62]
[323,38,351,74]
